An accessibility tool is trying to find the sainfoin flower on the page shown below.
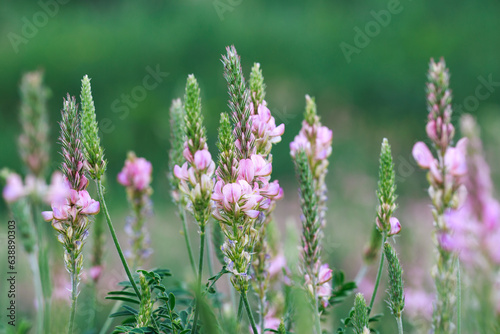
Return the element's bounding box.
[305,263,333,308]
[42,189,100,226]
[118,152,154,268]
[117,155,153,191]
[2,173,25,203]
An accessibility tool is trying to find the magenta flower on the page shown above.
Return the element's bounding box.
[213,180,262,220]
[117,155,152,191]
[250,102,285,155]
[2,173,25,203]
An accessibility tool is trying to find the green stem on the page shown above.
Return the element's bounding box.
[259,296,265,334]
[191,224,206,334]
[28,253,44,334]
[397,316,404,334]
[242,291,259,334]
[33,202,51,334]
[68,260,78,334]
[238,295,244,321]
[312,277,321,334]
[96,179,141,299]
[179,204,197,276]
[368,235,387,315]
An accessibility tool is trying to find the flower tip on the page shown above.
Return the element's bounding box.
[388,217,401,236]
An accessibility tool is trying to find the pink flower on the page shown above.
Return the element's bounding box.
[412,142,434,169]
[251,103,285,145]
[388,217,401,236]
[405,288,433,320]
[194,149,212,170]
[238,159,255,183]
[117,155,152,191]
[2,173,25,203]
[173,163,189,181]
[89,265,103,281]
[47,172,71,206]
[268,254,286,277]
[76,190,100,215]
[318,263,333,285]
[444,146,467,177]
[289,132,310,157]
[250,155,272,177]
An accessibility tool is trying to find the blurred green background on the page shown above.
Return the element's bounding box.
[1,0,500,333]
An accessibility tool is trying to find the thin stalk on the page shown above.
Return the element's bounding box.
[96,179,141,298]
[237,295,244,321]
[28,253,44,334]
[312,277,322,334]
[179,204,197,275]
[68,257,78,334]
[33,202,51,334]
[368,235,387,315]
[457,259,461,334]
[242,290,259,334]
[259,297,265,334]
[397,316,404,334]
[191,224,206,334]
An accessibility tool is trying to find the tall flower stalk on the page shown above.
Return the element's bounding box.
[168,98,196,275]
[369,138,401,315]
[412,58,467,333]
[41,95,100,334]
[173,74,215,332]
[15,70,52,333]
[211,46,283,333]
[79,75,141,300]
[248,62,285,333]
[118,152,154,269]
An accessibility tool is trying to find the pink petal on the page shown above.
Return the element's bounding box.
[41,211,54,222]
[412,142,434,169]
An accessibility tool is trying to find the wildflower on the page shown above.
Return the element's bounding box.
[117,152,154,268]
[18,70,50,178]
[2,173,25,203]
[413,58,466,333]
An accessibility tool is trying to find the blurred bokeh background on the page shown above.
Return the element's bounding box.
[1,0,500,332]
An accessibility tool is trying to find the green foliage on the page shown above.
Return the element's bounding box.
[304,95,318,127]
[184,74,206,155]
[383,242,405,319]
[80,75,106,179]
[376,138,397,232]
[249,62,266,109]
[168,98,186,191]
[326,269,357,308]
[293,149,320,270]
[216,112,237,183]
[18,70,50,177]
[107,269,196,334]
[222,45,253,159]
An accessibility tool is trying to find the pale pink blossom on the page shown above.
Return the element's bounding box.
[268,254,286,277]
[318,263,333,285]
[444,146,467,177]
[388,217,402,236]
[46,172,71,206]
[117,155,152,191]
[194,149,212,170]
[42,190,99,222]
[412,142,434,169]
[2,173,25,203]
[405,288,434,320]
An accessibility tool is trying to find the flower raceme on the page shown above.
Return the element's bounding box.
[250,101,285,156]
[42,188,100,227]
[211,154,282,223]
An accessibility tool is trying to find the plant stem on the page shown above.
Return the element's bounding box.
[179,204,197,276]
[312,277,322,334]
[68,259,78,334]
[191,223,206,334]
[28,253,44,334]
[33,202,51,334]
[368,235,387,315]
[96,179,141,299]
[238,295,244,321]
[242,290,259,334]
[397,316,404,334]
[259,296,265,334]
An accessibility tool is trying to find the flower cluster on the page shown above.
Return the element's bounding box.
[250,102,284,156]
[41,95,100,316]
[305,263,333,308]
[118,152,154,268]
[412,58,466,334]
[3,171,69,205]
[173,75,214,225]
[290,95,333,179]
